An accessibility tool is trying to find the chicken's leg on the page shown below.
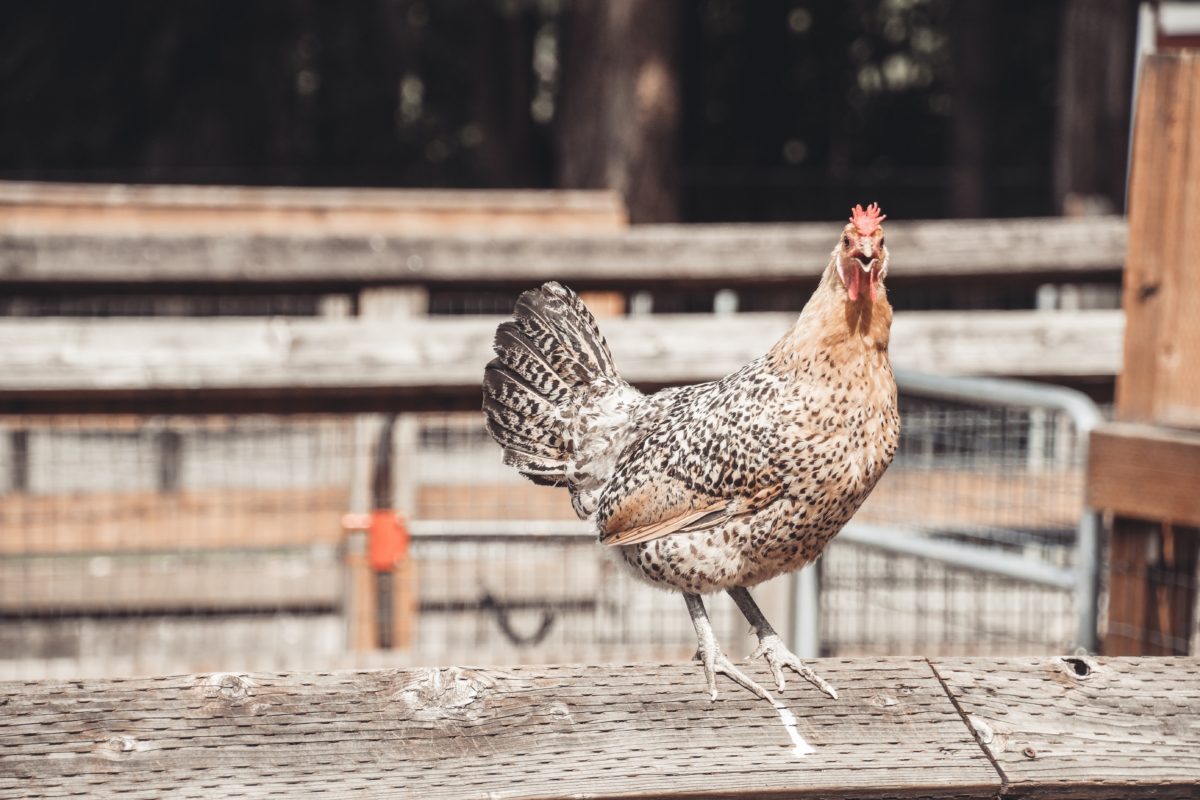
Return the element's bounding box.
[684,592,773,702]
[727,586,838,699]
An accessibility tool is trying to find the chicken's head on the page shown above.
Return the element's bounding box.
[835,203,888,302]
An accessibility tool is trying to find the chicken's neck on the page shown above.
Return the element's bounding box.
[765,262,893,377]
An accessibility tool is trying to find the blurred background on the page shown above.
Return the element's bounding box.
[0,0,1137,221]
[0,1,1196,679]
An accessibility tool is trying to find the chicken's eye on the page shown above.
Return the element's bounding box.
[842,235,850,246]
[880,236,885,246]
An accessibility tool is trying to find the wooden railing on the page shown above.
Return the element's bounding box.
[0,309,1121,414]
[0,214,1125,292]
[1,657,1195,799]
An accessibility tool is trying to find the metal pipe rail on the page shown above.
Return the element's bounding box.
[789,369,1105,654]
[410,370,1106,657]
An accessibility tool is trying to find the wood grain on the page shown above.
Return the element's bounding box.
[0,487,346,555]
[0,182,628,235]
[934,656,1200,798]
[0,551,340,614]
[1086,422,1200,528]
[0,216,1125,289]
[0,660,999,800]
[1102,518,1200,656]
[1118,53,1200,429]
[0,310,1122,414]
[417,466,1084,531]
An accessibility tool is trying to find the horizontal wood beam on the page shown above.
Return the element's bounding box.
[1,657,1194,799]
[1087,422,1200,527]
[0,182,627,235]
[0,488,346,556]
[0,551,340,615]
[932,656,1200,797]
[0,310,1122,413]
[0,216,1126,291]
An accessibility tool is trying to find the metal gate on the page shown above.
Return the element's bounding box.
[791,369,1103,657]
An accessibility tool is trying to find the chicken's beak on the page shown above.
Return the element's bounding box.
[843,241,879,302]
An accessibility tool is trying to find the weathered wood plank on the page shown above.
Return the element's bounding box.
[1086,422,1200,528]
[1118,53,1200,430]
[0,182,628,235]
[0,551,340,614]
[933,656,1200,799]
[0,660,999,800]
[0,488,346,555]
[418,466,1084,531]
[0,310,1122,414]
[1102,517,1200,656]
[0,216,1126,289]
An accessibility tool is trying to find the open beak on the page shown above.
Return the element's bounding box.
[845,252,878,302]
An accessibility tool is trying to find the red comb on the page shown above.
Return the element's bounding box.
[850,203,886,236]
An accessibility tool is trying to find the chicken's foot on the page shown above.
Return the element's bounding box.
[727,586,838,699]
[683,592,774,702]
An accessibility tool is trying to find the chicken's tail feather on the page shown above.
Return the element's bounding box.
[483,282,619,489]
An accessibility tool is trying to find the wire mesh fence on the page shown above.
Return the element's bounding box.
[1,389,1185,680]
[823,396,1086,657]
[1103,517,1200,657]
[0,416,353,678]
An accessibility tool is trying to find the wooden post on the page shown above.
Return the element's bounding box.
[1095,52,1200,655]
[1117,52,1200,428]
[1089,423,1200,655]
[156,429,183,493]
[7,429,29,492]
[345,416,383,651]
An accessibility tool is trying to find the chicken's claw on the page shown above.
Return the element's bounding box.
[750,634,839,699]
[694,644,775,703]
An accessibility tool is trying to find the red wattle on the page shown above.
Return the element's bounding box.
[847,266,861,301]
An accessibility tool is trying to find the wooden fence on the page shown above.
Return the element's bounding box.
[1088,53,1200,658]
[0,181,628,235]
[0,310,1121,414]
[0,214,1124,292]
[1,656,1196,799]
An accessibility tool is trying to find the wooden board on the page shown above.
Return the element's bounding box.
[0,659,999,800]
[0,551,341,614]
[1102,518,1200,656]
[1086,422,1200,528]
[417,467,1084,531]
[2,658,1196,799]
[0,182,628,235]
[935,656,1200,798]
[0,216,1125,289]
[1118,53,1200,429]
[0,487,346,555]
[0,310,1123,414]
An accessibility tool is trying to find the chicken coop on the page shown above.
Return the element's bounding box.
[0,180,1152,683]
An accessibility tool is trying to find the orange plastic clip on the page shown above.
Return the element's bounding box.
[366,510,410,573]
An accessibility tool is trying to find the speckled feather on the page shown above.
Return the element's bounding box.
[483,225,900,595]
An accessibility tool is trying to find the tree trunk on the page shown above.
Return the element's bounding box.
[555,0,680,223]
[472,4,539,187]
[1053,0,1138,216]
[949,1,992,218]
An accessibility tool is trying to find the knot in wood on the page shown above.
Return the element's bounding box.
[202,672,255,702]
[870,693,898,708]
[1059,656,1093,680]
[394,667,507,720]
[95,735,140,760]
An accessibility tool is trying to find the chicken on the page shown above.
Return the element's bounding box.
[482,203,899,702]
